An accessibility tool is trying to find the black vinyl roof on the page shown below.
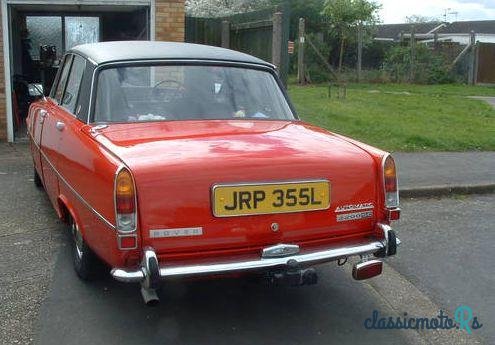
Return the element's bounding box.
[70,41,273,67]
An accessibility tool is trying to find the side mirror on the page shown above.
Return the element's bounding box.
[28,83,44,97]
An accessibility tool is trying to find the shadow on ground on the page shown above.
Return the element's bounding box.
[36,239,413,345]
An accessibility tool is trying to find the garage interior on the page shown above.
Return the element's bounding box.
[7,4,150,140]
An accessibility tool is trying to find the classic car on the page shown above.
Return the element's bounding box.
[27,41,401,305]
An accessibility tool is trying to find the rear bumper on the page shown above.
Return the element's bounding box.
[111,223,400,284]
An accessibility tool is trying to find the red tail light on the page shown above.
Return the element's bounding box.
[383,155,399,208]
[115,167,136,233]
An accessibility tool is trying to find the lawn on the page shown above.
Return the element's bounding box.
[288,83,495,152]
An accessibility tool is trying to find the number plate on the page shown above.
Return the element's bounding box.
[212,180,330,217]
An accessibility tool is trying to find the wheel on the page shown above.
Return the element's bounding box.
[34,167,43,188]
[69,216,99,280]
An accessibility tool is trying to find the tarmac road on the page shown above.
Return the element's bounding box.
[35,242,420,345]
[0,143,492,345]
[388,194,495,345]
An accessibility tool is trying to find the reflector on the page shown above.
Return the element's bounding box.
[119,235,137,250]
[352,260,383,280]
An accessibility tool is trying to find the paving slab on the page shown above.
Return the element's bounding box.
[469,96,495,108]
[394,152,495,196]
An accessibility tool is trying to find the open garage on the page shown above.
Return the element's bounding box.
[0,0,185,142]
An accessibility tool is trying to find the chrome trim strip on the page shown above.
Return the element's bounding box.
[28,131,40,151]
[211,179,331,218]
[111,239,386,283]
[38,148,116,230]
[87,59,282,124]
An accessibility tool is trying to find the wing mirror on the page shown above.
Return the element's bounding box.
[28,83,45,100]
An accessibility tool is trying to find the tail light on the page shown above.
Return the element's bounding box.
[115,167,137,233]
[383,155,399,208]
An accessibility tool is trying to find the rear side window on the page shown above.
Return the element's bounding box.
[61,55,86,115]
[53,55,73,103]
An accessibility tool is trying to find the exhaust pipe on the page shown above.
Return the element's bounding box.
[141,287,160,306]
[140,248,161,306]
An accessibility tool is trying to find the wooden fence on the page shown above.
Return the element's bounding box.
[476,43,495,84]
[185,5,290,85]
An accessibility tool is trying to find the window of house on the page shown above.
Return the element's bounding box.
[25,16,63,60]
[65,17,100,50]
[25,15,100,60]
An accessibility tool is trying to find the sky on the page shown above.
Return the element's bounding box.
[377,0,495,23]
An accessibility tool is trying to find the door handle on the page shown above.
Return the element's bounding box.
[55,121,65,131]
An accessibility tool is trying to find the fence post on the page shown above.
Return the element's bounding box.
[297,18,305,84]
[357,23,363,82]
[221,20,230,48]
[410,25,416,83]
[468,31,476,85]
[272,12,283,73]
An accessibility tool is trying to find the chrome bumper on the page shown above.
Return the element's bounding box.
[111,224,400,284]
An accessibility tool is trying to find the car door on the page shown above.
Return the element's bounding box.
[39,54,73,210]
[27,102,48,179]
[54,54,88,190]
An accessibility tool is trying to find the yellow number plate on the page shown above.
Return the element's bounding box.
[212,181,330,217]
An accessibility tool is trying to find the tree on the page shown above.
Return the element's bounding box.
[273,0,327,40]
[322,0,381,73]
[185,0,270,17]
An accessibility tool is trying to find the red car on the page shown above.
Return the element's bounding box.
[27,41,400,305]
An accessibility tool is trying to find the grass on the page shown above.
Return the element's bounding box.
[288,83,495,152]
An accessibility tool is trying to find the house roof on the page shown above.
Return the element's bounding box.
[374,22,442,39]
[375,20,495,39]
[437,20,495,34]
[70,41,272,67]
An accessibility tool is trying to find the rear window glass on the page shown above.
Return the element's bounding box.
[94,65,294,122]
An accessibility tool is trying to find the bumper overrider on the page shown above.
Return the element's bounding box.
[111,223,400,305]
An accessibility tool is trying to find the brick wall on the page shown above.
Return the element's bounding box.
[155,0,185,42]
[0,4,6,141]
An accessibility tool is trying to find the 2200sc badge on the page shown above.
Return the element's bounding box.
[27,41,401,305]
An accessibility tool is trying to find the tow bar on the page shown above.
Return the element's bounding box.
[266,259,318,286]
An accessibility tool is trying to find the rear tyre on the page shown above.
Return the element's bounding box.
[69,216,99,280]
[34,167,43,188]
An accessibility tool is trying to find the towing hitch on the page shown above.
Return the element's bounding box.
[266,260,318,286]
